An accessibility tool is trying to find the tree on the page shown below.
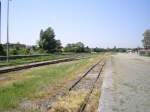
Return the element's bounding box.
[38,27,62,53]
[93,47,106,52]
[75,42,85,52]
[64,42,86,53]
[64,44,74,52]
[0,44,5,56]
[15,42,21,50]
[142,29,150,49]
[112,46,117,52]
[84,46,91,53]
[10,48,18,55]
[55,40,62,52]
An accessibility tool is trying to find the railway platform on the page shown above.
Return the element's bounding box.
[98,53,150,112]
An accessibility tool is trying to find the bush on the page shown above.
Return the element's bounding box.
[17,48,31,55]
[0,44,6,56]
[64,42,91,53]
[10,48,19,55]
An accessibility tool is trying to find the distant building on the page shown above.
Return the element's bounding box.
[142,30,150,49]
[2,43,26,49]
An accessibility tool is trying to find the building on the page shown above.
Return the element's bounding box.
[143,30,150,49]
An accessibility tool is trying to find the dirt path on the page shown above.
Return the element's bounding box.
[98,53,150,112]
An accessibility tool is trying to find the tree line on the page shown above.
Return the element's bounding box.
[0,27,93,55]
[38,27,92,53]
[37,27,128,53]
[1,26,148,56]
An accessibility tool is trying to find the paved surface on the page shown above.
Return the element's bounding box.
[98,53,150,112]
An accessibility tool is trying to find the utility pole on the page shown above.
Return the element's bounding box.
[6,0,11,62]
[0,1,1,44]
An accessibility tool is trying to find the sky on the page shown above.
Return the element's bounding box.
[1,0,150,48]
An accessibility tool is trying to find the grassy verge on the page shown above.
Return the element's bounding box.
[0,54,65,68]
[50,90,87,112]
[84,82,101,112]
[0,53,91,68]
[50,89,101,112]
[0,54,103,111]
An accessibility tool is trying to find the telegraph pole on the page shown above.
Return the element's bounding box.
[0,1,1,44]
[6,0,11,62]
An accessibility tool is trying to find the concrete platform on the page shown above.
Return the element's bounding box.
[98,53,150,112]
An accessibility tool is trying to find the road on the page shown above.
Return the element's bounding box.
[98,53,150,112]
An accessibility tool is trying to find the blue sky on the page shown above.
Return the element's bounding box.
[1,0,150,48]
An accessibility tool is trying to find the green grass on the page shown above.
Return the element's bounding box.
[0,54,102,111]
[0,53,91,68]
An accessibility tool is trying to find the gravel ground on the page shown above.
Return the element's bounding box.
[98,53,150,112]
[73,63,102,91]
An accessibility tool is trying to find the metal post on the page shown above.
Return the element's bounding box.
[6,0,10,62]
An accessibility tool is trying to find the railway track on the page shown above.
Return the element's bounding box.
[48,58,105,112]
[69,59,105,112]
[19,57,105,112]
[0,57,88,74]
[78,63,104,112]
[69,59,104,91]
